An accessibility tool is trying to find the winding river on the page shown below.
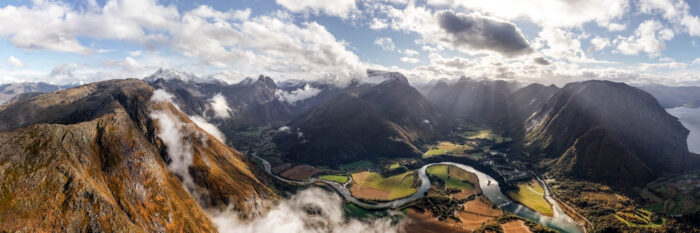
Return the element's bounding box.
[252,153,584,233]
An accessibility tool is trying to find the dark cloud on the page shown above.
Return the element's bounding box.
[534,57,551,65]
[437,11,533,57]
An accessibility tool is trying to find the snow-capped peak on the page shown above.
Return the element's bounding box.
[143,68,221,84]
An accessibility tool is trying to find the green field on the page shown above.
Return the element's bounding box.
[462,129,512,143]
[340,160,373,171]
[350,171,417,200]
[614,209,665,228]
[426,165,476,190]
[319,174,349,184]
[423,141,475,158]
[387,162,402,171]
[506,181,553,216]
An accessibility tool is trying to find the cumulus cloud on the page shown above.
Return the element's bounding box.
[276,84,322,104]
[427,0,629,28]
[400,57,420,63]
[209,93,231,118]
[374,37,395,51]
[402,49,419,56]
[7,56,24,67]
[0,0,366,83]
[276,0,357,19]
[209,188,398,233]
[0,0,179,54]
[616,20,674,56]
[370,18,388,30]
[639,0,700,37]
[589,36,611,52]
[436,11,533,57]
[533,57,551,65]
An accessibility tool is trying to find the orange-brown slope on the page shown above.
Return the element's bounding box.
[0,79,272,232]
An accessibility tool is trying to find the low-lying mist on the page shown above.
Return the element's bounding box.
[209,188,400,233]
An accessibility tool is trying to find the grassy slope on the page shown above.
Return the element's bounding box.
[507,181,553,216]
[426,165,476,190]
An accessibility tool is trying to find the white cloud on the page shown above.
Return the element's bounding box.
[402,49,419,56]
[189,115,226,143]
[0,0,179,54]
[7,56,24,67]
[374,37,395,51]
[589,36,611,52]
[0,1,366,84]
[275,84,322,104]
[209,93,231,118]
[275,0,357,19]
[639,0,700,37]
[400,57,420,63]
[150,89,177,105]
[640,61,687,70]
[129,50,143,56]
[149,111,197,195]
[209,188,397,233]
[536,28,585,60]
[369,18,388,30]
[616,20,674,56]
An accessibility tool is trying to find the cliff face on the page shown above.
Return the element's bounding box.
[0,79,272,232]
[526,80,693,186]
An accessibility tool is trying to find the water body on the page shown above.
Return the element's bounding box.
[253,153,583,233]
[667,107,700,153]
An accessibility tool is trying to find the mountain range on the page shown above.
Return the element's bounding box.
[0,68,698,231]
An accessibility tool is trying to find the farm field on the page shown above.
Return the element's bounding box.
[319,174,349,184]
[426,164,479,199]
[350,171,417,201]
[461,129,512,143]
[279,165,318,181]
[423,141,475,158]
[507,179,553,216]
[501,220,532,233]
[613,208,665,228]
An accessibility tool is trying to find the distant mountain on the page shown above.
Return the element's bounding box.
[525,80,695,186]
[146,69,342,132]
[0,82,60,104]
[637,84,700,108]
[0,79,272,232]
[273,72,446,165]
[502,83,560,130]
[425,77,520,125]
[144,67,223,84]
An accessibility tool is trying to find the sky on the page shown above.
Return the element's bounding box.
[1,0,700,86]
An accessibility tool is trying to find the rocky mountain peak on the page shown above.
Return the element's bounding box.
[144,68,220,84]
